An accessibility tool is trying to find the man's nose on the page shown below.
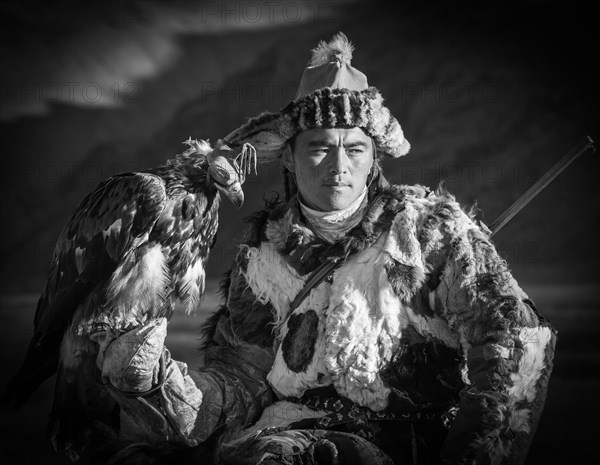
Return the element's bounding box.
[329,147,348,174]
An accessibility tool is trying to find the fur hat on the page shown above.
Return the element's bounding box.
[224,32,410,163]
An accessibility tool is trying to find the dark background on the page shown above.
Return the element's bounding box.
[0,1,598,463]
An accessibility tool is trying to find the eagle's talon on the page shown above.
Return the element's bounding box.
[233,143,257,185]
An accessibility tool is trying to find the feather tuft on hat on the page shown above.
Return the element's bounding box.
[309,32,354,66]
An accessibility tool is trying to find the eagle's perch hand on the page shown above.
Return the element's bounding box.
[94,318,167,394]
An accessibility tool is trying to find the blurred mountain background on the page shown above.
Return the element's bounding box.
[0,1,598,464]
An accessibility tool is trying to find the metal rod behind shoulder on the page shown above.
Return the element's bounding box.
[489,136,595,237]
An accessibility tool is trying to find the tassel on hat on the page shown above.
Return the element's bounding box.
[224,32,410,163]
[309,31,354,66]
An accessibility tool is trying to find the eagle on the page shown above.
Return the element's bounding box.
[4,138,256,459]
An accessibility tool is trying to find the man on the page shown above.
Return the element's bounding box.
[97,33,556,465]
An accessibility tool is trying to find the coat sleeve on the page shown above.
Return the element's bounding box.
[188,246,277,438]
[432,203,556,465]
[108,245,276,445]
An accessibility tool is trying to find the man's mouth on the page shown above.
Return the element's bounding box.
[322,180,349,187]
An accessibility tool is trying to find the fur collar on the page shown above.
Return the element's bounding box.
[262,184,433,276]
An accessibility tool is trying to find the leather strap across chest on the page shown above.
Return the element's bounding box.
[288,257,342,313]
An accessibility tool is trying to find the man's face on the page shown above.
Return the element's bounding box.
[286,127,374,211]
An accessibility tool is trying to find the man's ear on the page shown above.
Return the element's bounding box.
[282,143,295,172]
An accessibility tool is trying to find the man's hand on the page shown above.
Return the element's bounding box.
[92,318,168,394]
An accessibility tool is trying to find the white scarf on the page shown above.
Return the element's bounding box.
[298,188,368,243]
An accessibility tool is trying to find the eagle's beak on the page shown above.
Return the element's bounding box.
[216,181,244,208]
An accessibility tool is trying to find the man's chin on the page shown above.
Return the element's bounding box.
[322,196,357,212]
[302,187,360,211]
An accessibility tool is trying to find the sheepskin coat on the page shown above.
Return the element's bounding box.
[111,182,556,465]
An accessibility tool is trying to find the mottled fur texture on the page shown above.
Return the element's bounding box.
[224,182,556,465]
[225,86,410,164]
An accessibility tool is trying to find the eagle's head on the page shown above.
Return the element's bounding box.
[206,141,256,208]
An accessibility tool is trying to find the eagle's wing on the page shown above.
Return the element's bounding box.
[5,172,167,407]
[151,186,219,314]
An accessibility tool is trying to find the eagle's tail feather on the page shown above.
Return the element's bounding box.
[3,331,61,407]
[50,359,119,460]
[50,362,90,459]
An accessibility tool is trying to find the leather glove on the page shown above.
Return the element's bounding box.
[93,318,205,445]
[93,318,168,394]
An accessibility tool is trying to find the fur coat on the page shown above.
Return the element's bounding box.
[107,183,556,465]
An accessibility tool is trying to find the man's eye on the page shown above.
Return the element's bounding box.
[347,148,364,156]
